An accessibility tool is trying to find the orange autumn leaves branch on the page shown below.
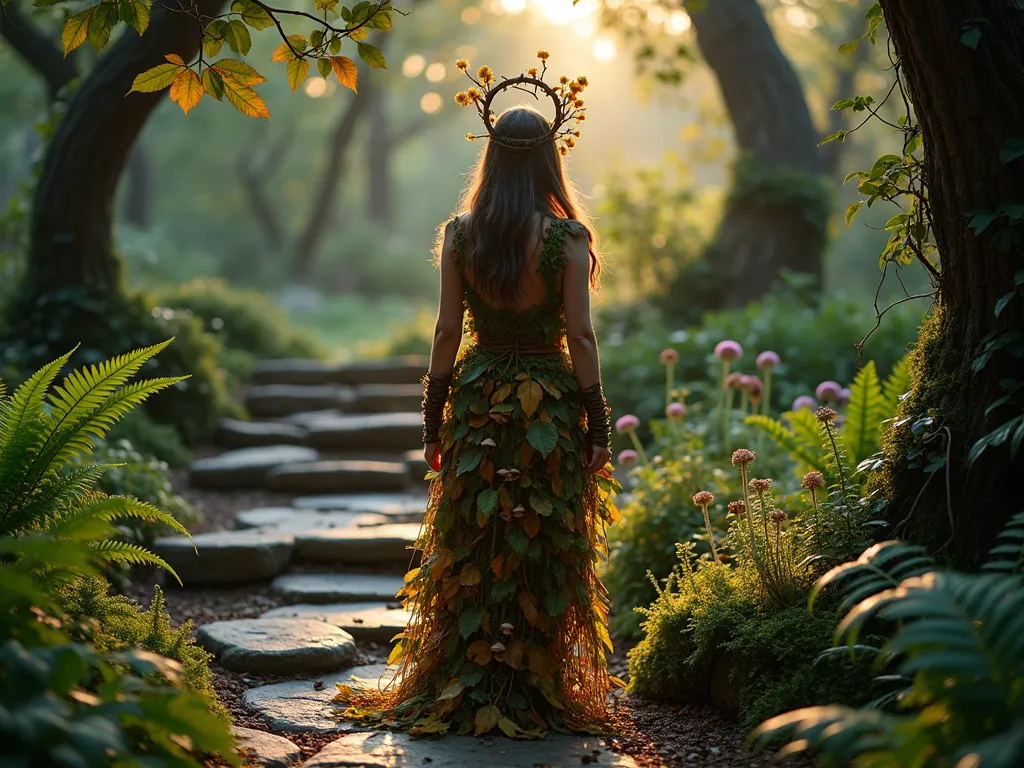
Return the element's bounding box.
[42,0,393,117]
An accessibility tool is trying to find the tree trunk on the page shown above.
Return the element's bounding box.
[23,0,224,296]
[688,0,828,308]
[123,141,153,230]
[0,3,78,100]
[875,0,1024,567]
[367,85,394,226]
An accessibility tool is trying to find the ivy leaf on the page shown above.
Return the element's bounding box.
[129,62,183,94]
[460,665,484,687]
[960,25,982,49]
[357,41,387,69]
[220,75,270,118]
[518,592,540,626]
[211,58,265,86]
[458,607,483,639]
[61,7,94,55]
[286,58,310,92]
[169,68,204,114]
[223,19,252,56]
[457,449,484,476]
[330,55,359,92]
[476,489,498,518]
[231,0,275,29]
[526,422,558,457]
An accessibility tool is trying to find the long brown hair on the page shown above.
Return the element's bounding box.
[451,105,600,300]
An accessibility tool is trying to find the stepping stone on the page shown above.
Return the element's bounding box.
[246,385,356,419]
[261,603,410,645]
[235,508,389,533]
[266,460,409,495]
[242,664,392,734]
[403,449,431,488]
[196,618,357,676]
[352,384,423,414]
[153,529,293,585]
[252,359,346,387]
[303,732,639,767]
[331,357,427,386]
[216,418,310,449]
[280,409,344,429]
[271,573,405,604]
[293,493,426,516]
[189,445,319,490]
[233,726,301,768]
[307,412,424,453]
[293,523,421,564]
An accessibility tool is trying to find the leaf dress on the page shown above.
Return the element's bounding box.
[339,216,621,738]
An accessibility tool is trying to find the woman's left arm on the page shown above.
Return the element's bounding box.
[429,220,465,376]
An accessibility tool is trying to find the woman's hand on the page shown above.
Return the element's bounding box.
[424,442,442,472]
[586,443,612,474]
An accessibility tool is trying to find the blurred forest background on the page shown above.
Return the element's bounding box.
[1,0,928,354]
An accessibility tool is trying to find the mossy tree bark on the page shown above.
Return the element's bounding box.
[875,0,1024,567]
[21,0,224,298]
[688,0,828,308]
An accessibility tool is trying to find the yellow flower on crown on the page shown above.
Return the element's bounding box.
[559,75,569,85]
[477,65,494,84]
[577,113,586,121]
[537,49,550,61]
[454,91,471,106]
[569,81,582,94]
[558,144,568,155]
[456,59,469,71]
[467,87,482,101]
[466,133,475,141]
[577,75,588,87]
[566,136,576,148]
[574,99,584,108]
[527,67,539,77]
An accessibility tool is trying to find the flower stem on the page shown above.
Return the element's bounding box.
[701,504,720,564]
[627,429,651,471]
[719,360,730,448]
[665,363,675,415]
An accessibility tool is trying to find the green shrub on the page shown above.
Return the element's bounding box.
[0,287,238,445]
[105,409,193,467]
[154,278,323,378]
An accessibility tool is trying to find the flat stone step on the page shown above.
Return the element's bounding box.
[280,410,343,429]
[271,573,405,604]
[352,384,422,414]
[293,493,426,516]
[252,357,427,387]
[215,418,310,449]
[246,385,356,419]
[261,602,410,645]
[294,523,421,564]
[235,508,389,533]
[252,359,348,387]
[242,664,392,734]
[153,529,293,585]
[189,445,319,490]
[266,460,409,495]
[306,412,423,453]
[196,618,357,676]
[303,732,639,767]
[233,726,301,768]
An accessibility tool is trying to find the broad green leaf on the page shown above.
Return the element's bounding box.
[86,2,117,49]
[231,0,274,29]
[329,36,342,54]
[129,62,182,94]
[458,607,483,638]
[223,19,252,55]
[310,29,324,49]
[61,7,94,55]
[201,68,224,100]
[838,39,859,55]
[120,0,151,35]
[357,41,387,69]
[845,201,862,228]
[477,489,498,517]
[317,58,332,78]
[169,68,204,114]
[507,527,529,556]
[457,449,483,476]
[330,55,358,92]
[526,421,558,457]
[818,130,847,147]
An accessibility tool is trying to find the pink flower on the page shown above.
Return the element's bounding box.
[816,381,842,402]
[666,402,686,419]
[792,395,817,412]
[756,350,780,370]
[615,414,641,433]
[714,340,743,361]
[660,348,679,365]
[617,449,638,466]
[838,387,852,405]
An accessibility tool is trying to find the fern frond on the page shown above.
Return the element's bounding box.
[745,414,828,476]
[90,539,181,585]
[846,361,887,468]
[50,494,191,540]
[882,355,911,415]
[984,511,1024,574]
[0,463,115,536]
[809,540,933,614]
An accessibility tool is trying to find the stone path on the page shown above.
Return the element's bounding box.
[168,356,629,767]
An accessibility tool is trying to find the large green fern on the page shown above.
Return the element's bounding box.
[0,344,189,582]
[846,360,888,469]
[882,355,911,414]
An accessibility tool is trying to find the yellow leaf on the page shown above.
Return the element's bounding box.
[442,576,460,601]
[474,704,500,735]
[537,378,562,399]
[466,640,492,666]
[491,382,514,405]
[129,62,182,94]
[211,58,265,85]
[223,19,251,55]
[165,53,185,66]
[61,8,94,55]
[517,380,543,418]
[596,620,614,653]
[404,566,420,583]
[169,68,204,114]
[503,638,524,670]
[430,548,454,580]
[387,640,405,665]
[286,58,310,92]
[220,75,270,119]
[610,675,628,689]
[459,564,482,586]
[436,678,464,701]
[271,35,307,62]
[348,26,368,42]
[497,717,518,738]
[518,591,539,627]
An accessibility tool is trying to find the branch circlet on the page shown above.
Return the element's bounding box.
[454,51,588,155]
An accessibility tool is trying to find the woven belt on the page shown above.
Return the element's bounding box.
[474,332,562,370]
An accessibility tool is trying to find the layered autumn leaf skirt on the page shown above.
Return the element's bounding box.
[337,346,621,738]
